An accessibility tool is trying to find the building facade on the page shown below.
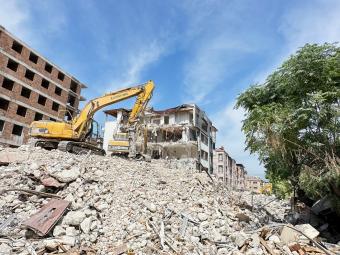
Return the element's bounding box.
[0,26,86,146]
[245,176,264,193]
[236,164,247,190]
[212,147,247,189]
[103,104,217,172]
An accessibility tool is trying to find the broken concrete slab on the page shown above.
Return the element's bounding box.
[280,225,299,244]
[295,224,319,240]
[280,223,320,246]
[50,167,80,183]
[0,150,29,164]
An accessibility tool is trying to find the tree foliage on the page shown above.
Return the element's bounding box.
[236,43,340,207]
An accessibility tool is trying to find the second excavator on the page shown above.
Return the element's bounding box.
[29,80,154,156]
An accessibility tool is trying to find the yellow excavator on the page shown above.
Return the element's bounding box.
[29,80,155,156]
[259,183,273,195]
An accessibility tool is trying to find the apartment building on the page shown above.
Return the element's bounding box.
[0,26,86,146]
[236,164,247,190]
[103,104,217,172]
[212,146,247,189]
[245,176,264,193]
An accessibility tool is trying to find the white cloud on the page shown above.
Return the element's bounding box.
[212,101,266,178]
[253,0,340,85]
[107,41,165,91]
[0,0,31,39]
[180,1,260,104]
[35,1,68,37]
[184,38,253,103]
[0,0,68,50]
[280,0,340,50]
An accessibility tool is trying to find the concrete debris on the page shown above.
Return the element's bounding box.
[23,198,69,236]
[63,211,86,226]
[53,225,66,237]
[49,166,81,183]
[0,145,338,254]
[295,224,320,240]
[0,150,29,165]
[41,176,64,188]
[280,225,298,244]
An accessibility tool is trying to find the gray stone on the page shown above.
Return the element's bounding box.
[43,239,59,250]
[190,236,200,243]
[250,233,260,247]
[192,226,200,237]
[268,235,281,244]
[61,235,76,246]
[35,185,45,192]
[63,211,86,226]
[29,162,40,171]
[217,248,229,255]
[80,217,93,234]
[0,243,11,254]
[94,170,104,177]
[197,213,208,221]
[89,232,98,242]
[64,193,75,203]
[212,230,223,242]
[245,248,265,255]
[233,232,248,247]
[53,225,66,237]
[95,202,109,211]
[144,201,156,212]
[51,167,80,183]
[65,226,78,236]
[200,221,210,228]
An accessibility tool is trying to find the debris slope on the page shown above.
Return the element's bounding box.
[0,146,338,255]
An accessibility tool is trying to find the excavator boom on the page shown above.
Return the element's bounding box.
[72,81,154,138]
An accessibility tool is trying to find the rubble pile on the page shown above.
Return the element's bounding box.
[0,146,339,255]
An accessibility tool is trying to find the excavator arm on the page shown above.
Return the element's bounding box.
[72,80,154,138]
[128,81,154,125]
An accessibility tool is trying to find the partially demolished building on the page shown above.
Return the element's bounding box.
[103,104,217,172]
[212,146,247,189]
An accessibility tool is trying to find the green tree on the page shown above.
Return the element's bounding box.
[236,43,340,208]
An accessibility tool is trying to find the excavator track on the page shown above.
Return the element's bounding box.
[29,138,59,150]
[58,141,105,156]
[30,138,105,156]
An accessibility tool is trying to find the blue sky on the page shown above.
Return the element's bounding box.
[1,0,339,177]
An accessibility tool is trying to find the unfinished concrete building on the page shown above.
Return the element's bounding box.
[212,147,247,189]
[0,26,86,146]
[103,104,217,172]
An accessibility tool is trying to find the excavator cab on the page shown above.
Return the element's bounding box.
[85,119,103,147]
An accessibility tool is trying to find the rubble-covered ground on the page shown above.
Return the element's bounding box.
[0,146,339,255]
